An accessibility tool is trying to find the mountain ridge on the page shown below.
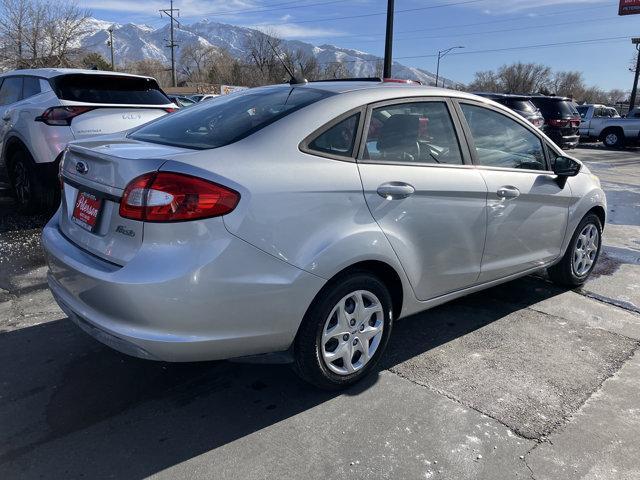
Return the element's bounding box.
[77,18,458,87]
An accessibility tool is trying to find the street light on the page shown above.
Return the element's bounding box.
[435,46,464,88]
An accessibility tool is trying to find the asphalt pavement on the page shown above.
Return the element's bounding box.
[0,145,639,479]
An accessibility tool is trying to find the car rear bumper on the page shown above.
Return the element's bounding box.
[42,211,325,362]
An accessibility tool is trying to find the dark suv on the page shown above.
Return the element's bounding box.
[529,96,581,149]
[474,93,544,128]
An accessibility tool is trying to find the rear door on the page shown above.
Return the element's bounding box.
[454,100,570,282]
[49,73,174,138]
[357,98,488,301]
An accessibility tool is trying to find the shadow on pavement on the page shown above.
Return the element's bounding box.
[0,275,567,478]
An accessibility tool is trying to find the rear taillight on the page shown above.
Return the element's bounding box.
[119,172,240,222]
[35,106,94,126]
[547,118,570,127]
[164,107,177,113]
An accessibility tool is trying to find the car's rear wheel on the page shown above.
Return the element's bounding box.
[293,272,393,390]
[8,150,56,215]
[602,129,624,149]
[547,213,602,287]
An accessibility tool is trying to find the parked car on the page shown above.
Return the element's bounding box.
[0,68,177,213]
[474,93,544,128]
[529,96,581,149]
[575,104,640,148]
[190,93,219,102]
[576,104,621,141]
[168,95,196,108]
[43,81,606,389]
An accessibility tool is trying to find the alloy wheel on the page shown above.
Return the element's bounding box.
[321,290,384,375]
[572,223,599,277]
[604,133,618,147]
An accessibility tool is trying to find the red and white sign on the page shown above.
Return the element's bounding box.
[619,0,640,15]
[72,192,102,232]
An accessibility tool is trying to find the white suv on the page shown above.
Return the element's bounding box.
[0,69,177,213]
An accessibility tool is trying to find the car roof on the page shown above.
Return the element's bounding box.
[0,68,155,81]
[529,95,573,102]
[473,92,532,101]
[255,80,483,103]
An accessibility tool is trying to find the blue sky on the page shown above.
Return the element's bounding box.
[79,0,639,91]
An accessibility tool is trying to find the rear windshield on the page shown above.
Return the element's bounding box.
[576,106,589,118]
[129,86,334,150]
[531,98,579,118]
[50,74,170,105]
[502,99,537,113]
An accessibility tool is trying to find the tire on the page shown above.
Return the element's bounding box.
[293,272,393,390]
[547,213,602,288]
[602,129,624,149]
[8,150,56,215]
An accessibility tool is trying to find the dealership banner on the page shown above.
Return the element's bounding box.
[619,0,640,15]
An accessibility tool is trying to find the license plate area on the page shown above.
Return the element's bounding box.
[72,191,103,232]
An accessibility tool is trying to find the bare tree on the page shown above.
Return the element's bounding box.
[322,61,349,79]
[498,62,551,94]
[467,70,500,92]
[180,43,218,82]
[551,71,585,98]
[0,0,91,68]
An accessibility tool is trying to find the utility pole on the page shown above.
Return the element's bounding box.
[107,26,115,71]
[629,38,640,112]
[160,0,180,87]
[383,0,394,78]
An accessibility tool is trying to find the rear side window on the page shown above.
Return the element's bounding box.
[503,99,536,113]
[50,74,169,105]
[0,77,23,106]
[461,104,546,171]
[130,86,334,150]
[308,113,360,158]
[362,101,463,165]
[22,77,41,99]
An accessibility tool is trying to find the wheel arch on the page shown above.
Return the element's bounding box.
[599,125,624,141]
[588,205,606,229]
[305,260,405,326]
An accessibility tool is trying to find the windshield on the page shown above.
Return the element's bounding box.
[130,86,334,149]
[531,98,579,118]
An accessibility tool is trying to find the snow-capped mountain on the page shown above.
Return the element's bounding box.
[77,18,457,87]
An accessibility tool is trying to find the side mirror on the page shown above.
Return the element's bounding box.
[553,156,581,177]
[553,156,581,188]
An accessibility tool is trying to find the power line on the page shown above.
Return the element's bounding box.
[355,15,624,44]
[315,35,633,64]
[300,2,618,39]
[250,0,486,27]
[181,0,348,20]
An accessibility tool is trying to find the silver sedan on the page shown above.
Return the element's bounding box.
[42,80,606,389]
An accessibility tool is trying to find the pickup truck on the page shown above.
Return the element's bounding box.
[577,104,640,148]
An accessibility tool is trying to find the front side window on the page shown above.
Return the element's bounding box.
[362,101,463,165]
[0,77,23,106]
[461,104,546,171]
[308,113,360,157]
[130,86,334,150]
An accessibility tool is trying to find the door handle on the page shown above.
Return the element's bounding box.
[377,182,415,200]
[496,186,520,199]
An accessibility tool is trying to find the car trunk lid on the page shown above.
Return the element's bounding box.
[59,141,191,265]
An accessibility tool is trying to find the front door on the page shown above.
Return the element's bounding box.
[456,101,570,282]
[357,99,488,301]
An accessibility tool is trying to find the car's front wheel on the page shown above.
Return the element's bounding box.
[293,272,393,390]
[547,213,602,287]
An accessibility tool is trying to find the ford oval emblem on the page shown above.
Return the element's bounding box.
[75,161,89,174]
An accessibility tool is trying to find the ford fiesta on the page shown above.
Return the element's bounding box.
[42,80,606,389]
